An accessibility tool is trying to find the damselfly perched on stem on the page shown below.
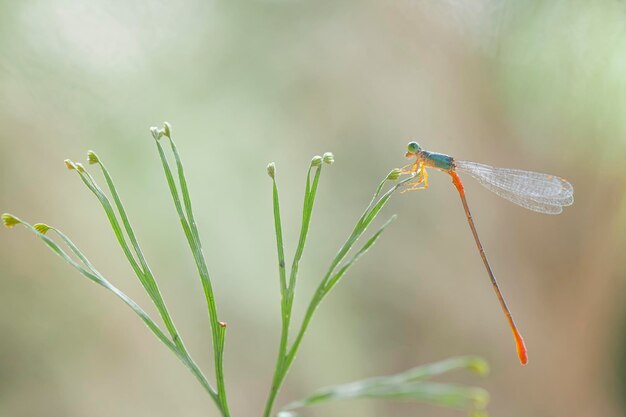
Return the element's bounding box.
[402,141,574,365]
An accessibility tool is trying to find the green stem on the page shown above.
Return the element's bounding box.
[264,174,413,417]
[93,160,187,352]
[264,173,289,417]
[12,219,222,409]
[263,163,323,417]
[287,177,410,360]
[154,136,230,417]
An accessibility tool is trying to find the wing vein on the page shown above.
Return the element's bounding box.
[455,160,574,215]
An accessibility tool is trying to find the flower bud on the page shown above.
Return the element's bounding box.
[163,122,172,138]
[34,223,51,234]
[322,152,334,165]
[266,162,276,179]
[74,162,86,173]
[150,126,162,140]
[311,155,322,167]
[87,150,99,165]
[467,357,490,376]
[387,168,402,181]
[64,159,76,170]
[1,213,21,228]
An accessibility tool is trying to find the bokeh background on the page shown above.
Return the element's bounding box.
[1,1,625,416]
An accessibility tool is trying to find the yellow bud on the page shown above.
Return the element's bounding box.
[387,168,402,181]
[34,223,51,234]
[64,159,76,170]
[467,357,490,376]
[1,213,21,228]
[87,150,99,165]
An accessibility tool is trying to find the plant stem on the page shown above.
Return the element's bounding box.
[263,169,413,417]
[264,172,289,417]
[263,163,322,417]
[285,178,410,365]
[154,136,231,417]
[11,218,223,411]
[89,160,188,353]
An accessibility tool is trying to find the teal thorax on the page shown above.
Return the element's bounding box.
[422,150,455,171]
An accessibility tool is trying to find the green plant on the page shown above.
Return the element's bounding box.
[2,122,490,417]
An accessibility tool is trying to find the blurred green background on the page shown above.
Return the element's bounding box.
[1,1,625,416]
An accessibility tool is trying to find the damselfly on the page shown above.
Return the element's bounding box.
[402,141,574,365]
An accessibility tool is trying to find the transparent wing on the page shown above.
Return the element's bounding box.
[455,160,574,215]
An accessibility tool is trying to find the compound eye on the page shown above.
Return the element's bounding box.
[407,141,421,153]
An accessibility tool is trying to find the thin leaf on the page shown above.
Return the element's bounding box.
[271,176,287,304]
[285,175,414,366]
[264,163,324,417]
[164,136,204,251]
[287,382,488,411]
[7,219,219,405]
[288,165,322,297]
[283,357,489,414]
[153,135,230,416]
[396,356,490,382]
[93,158,187,351]
[72,169,143,279]
[323,215,397,294]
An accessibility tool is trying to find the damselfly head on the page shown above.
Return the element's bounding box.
[405,141,422,157]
